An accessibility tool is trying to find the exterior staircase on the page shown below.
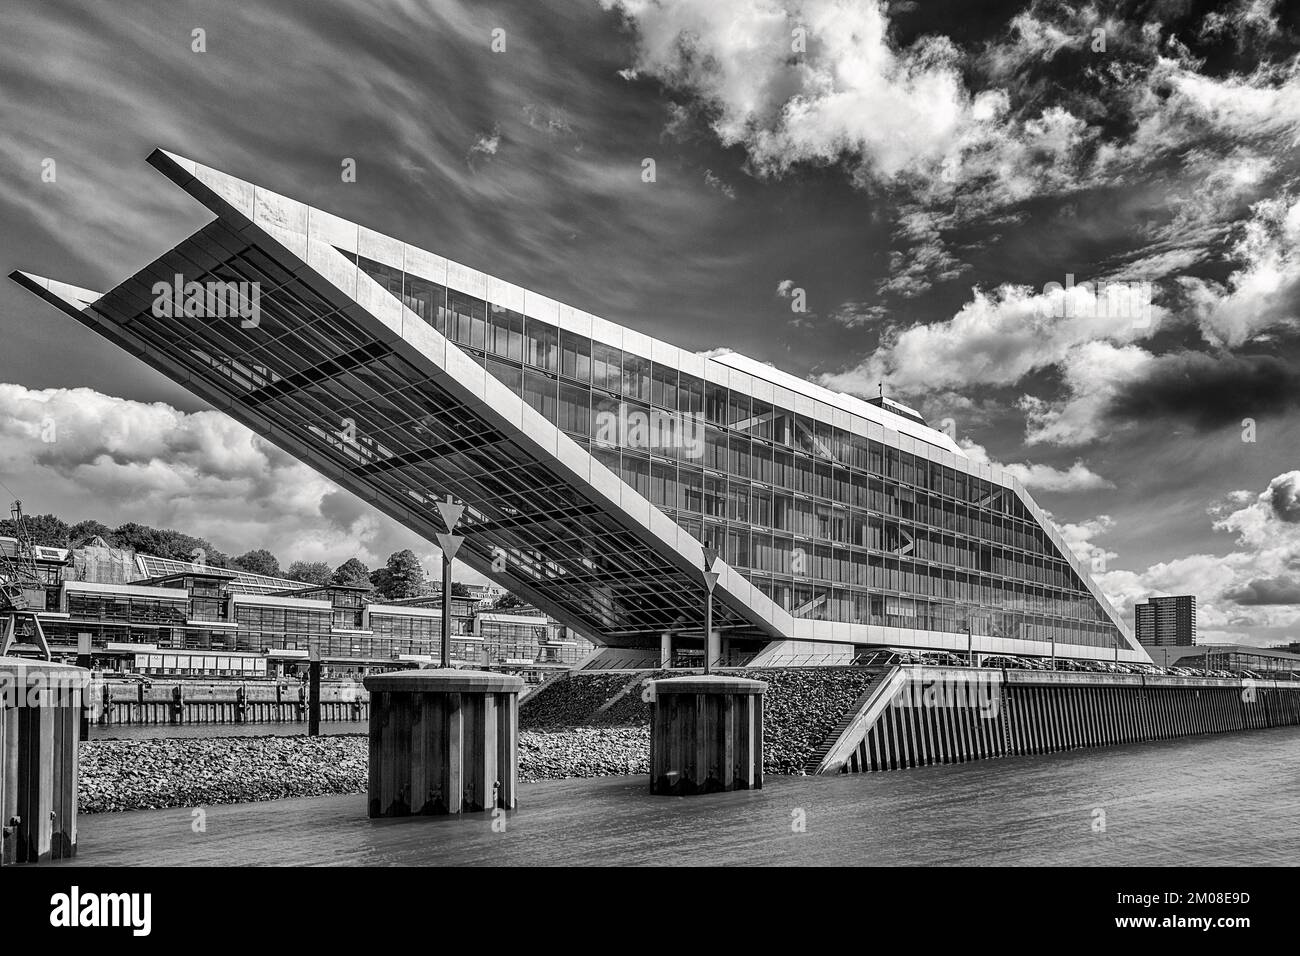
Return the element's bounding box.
[802,668,895,774]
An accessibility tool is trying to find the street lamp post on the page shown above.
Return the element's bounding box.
[963,608,985,666]
[701,543,721,675]
[434,495,466,670]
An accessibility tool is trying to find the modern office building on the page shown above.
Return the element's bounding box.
[1135,595,1196,647]
[1,535,588,675]
[12,150,1151,668]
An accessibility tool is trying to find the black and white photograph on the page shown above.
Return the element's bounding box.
[0,0,1295,919]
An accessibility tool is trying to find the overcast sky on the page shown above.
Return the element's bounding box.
[2,0,1299,644]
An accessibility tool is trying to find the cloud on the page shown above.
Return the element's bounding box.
[1180,193,1300,347]
[601,0,981,182]
[601,0,1300,334]
[1020,342,1155,446]
[820,281,1162,397]
[467,125,502,169]
[1267,471,1300,523]
[827,300,888,327]
[1093,471,1300,639]
[876,208,970,298]
[1226,576,1300,605]
[704,168,736,199]
[0,383,473,579]
[959,439,1113,493]
[1106,351,1300,432]
[1052,513,1118,563]
[1199,0,1283,47]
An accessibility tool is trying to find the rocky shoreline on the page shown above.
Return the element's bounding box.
[79,727,652,813]
[80,668,877,813]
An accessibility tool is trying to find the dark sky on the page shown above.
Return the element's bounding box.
[2,0,1299,644]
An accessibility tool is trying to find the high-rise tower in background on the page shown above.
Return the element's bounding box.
[1136,595,1197,647]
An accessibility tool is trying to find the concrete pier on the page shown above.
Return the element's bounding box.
[649,674,766,795]
[1,657,91,865]
[816,666,1300,774]
[363,668,523,817]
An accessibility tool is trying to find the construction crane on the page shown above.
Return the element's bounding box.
[0,500,52,659]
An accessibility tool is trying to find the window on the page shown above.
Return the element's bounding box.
[705,383,727,425]
[559,331,591,382]
[592,342,621,391]
[651,363,678,409]
[523,369,558,424]
[557,381,589,435]
[678,373,705,416]
[486,356,522,394]
[488,305,524,361]
[404,275,446,330]
[622,353,651,402]
[524,318,558,371]
[447,290,488,350]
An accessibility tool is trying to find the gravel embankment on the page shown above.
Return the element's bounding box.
[520,672,636,729]
[80,668,880,812]
[522,667,878,773]
[760,668,877,773]
[80,727,650,813]
[518,727,649,780]
[80,736,369,813]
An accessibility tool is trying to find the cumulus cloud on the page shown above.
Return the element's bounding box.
[1096,471,1300,639]
[604,0,1300,297]
[1180,193,1300,347]
[600,0,983,182]
[0,383,474,579]
[1020,342,1155,446]
[1052,513,1118,563]
[820,281,1163,397]
[1266,471,1300,523]
[959,439,1113,493]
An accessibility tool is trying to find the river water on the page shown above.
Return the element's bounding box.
[76,723,1300,866]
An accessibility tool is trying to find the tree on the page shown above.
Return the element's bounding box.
[330,557,372,589]
[232,548,281,577]
[0,512,71,547]
[491,592,527,611]
[284,561,332,585]
[111,523,229,567]
[68,519,114,545]
[370,550,425,600]
[450,581,472,598]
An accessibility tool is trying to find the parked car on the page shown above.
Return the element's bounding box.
[979,655,1018,669]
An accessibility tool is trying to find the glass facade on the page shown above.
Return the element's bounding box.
[348,256,1124,651]
[37,198,1128,656]
[233,602,332,653]
[38,566,585,672]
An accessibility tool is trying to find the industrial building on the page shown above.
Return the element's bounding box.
[1,534,590,677]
